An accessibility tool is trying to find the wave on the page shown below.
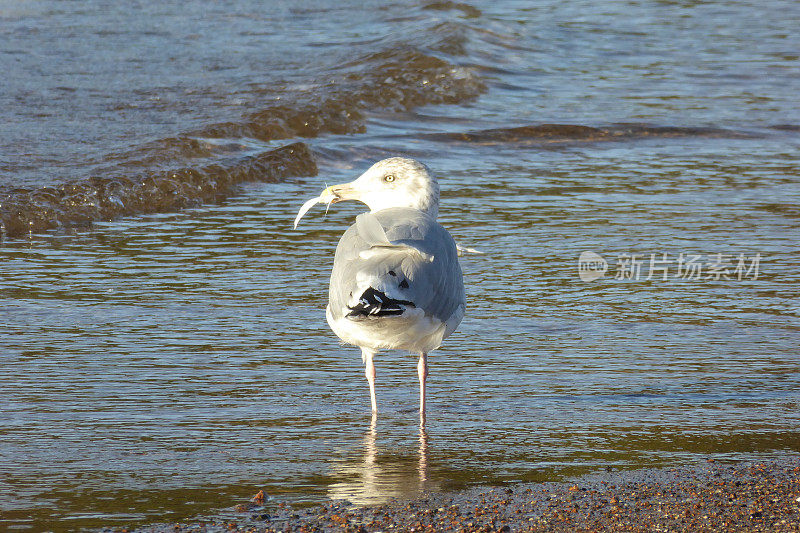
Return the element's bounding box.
[0,143,316,238]
[420,123,758,144]
[0,7,777,241]
[0,38,485,239]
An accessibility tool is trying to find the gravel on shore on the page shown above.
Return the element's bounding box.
[124,458,800,532]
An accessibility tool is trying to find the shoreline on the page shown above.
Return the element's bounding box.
[129,457,800,532]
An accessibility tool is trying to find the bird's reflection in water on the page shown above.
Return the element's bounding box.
[417,420,429,484]
[327,415,435,505]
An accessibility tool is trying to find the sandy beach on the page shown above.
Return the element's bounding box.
[124,457,800,532]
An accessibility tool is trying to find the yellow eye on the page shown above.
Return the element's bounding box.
[384,174,395,182]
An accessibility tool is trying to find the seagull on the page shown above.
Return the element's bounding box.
[294,157,465,422]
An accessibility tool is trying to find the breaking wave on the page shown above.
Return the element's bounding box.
[0,37,485,239]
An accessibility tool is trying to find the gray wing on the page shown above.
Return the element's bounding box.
[328,207,464,323]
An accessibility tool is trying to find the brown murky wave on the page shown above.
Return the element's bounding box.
[0,117,760,239]
[0,143,316,238]
[0,45,485,239]
[421,123,758,145]
[105,48,485,171]
[0,28,779,240]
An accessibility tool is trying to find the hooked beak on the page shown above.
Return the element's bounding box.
[293,181,361,229]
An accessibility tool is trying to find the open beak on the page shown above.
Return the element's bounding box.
[322,182,360,204]
[293,182,360,229]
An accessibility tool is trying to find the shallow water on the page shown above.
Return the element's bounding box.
[2,0,800,530]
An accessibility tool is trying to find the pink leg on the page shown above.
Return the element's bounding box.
[418,352,428,423]
[362,348,377,413]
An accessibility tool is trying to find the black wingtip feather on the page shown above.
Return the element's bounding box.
[346,287,415,318]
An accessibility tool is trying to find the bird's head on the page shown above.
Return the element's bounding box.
[323,158,439,217]
[294,158,440,228]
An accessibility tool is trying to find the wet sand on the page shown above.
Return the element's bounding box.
[132,457,800,532]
